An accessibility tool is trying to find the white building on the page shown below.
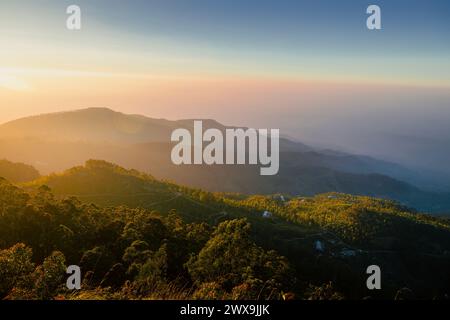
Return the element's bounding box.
[262,211,273,218]
[315,240,325,252]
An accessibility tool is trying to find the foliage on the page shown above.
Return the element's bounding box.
[0,161,449,300]
[306,282,345,300]
[0,243,35,297]
[187,219,293,299]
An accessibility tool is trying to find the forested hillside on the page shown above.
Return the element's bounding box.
[0,160,448,300]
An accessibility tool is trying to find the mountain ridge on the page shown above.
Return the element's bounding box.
[1,107,449,213]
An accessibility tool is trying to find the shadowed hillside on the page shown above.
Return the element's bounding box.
[0,159,40,183]
[1,108,449,213]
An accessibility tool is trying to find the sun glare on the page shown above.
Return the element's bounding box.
[0,74,31,91]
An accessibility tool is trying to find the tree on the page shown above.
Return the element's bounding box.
[0,243,35,298]
[32,251,67,299]
[187,219,293,299]
[306,282,344,300]
[131,244,169,294]
[79,246,115,283]
[121,213,168,249]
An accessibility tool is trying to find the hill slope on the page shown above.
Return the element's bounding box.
[26,160,450,249]
[18,161,450,298]
[1,108,449,213]
[0,159,40,183]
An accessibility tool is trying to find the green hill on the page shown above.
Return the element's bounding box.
[13,160,450,299]
[24,159,224,222]
[24,160,450,252]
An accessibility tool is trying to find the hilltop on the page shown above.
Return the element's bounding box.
[0,159,40,183]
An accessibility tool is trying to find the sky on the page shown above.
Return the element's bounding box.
[0,0,450,170]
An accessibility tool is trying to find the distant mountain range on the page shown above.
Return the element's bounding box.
[0,107,449,214]
[0,159,40,183]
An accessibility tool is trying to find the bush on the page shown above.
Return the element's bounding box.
[0,243,35,298]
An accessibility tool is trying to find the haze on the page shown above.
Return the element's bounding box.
[1,0,449,175]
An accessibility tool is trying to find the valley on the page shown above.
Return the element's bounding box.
[0,108,449,214]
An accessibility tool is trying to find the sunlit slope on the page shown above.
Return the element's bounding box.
[25,160,450,252]
[12,161,450,298]
[24,160,220,222]
[3,107,449,214]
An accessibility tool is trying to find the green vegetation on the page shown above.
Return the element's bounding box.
[0,177,292,300]
[0,160,449,300]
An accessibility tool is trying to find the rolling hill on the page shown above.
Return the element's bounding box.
[13,160,450,299]
[1,107,449,213]
[0,159,40,183]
